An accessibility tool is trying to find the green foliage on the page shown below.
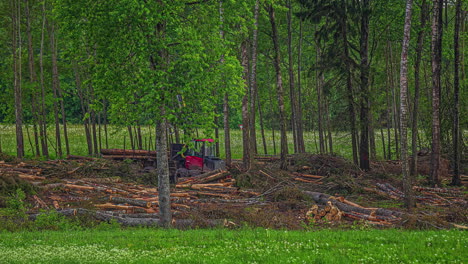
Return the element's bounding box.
[33,210,82,231]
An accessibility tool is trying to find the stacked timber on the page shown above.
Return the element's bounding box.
[304,191,402,226]
[306,201,342,222]
[291,172,323,184]
[100,149,156,160]
[365,183,467,206]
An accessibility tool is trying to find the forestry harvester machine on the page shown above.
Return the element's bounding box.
[169,139,225,183]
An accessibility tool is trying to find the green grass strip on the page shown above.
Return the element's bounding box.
[0,228,466,263]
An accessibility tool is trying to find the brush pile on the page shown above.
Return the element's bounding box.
[364,183,467,206]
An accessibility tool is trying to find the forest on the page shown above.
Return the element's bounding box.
[0,0,467,234]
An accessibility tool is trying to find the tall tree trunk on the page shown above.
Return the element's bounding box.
[258,92,268,155]
[25,0,40,157]
[316,43,325,154]
[241,40,251,170]
[269,4,288,169]
[411,0,428,176]
[385,45,392,160]
[399,0,415,209]
[74,63,93,155]
[219,0,231,167]
[249,0,259,155]
[49,22,62,157]
[380,126,386,159]
[51,23,70,156]
[214,116,220,157]
[297,10,305,153]
[325,99,333,154]
[340,6,358,165]
[39,0,48,157]
[388,41,400,159]
[156,111,171,227]
[451,0,462,186]
[287,0,297,153]
[359,0,370,171]
[12,0,24,158]
[103,100,109,149]
[430,0,443,187]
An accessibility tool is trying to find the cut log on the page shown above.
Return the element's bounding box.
[33,195,49,209]
[64,184,95,191]
[102,155,155,160]
[101,149,157,156]
[293,177,321,184]
[292,172,323,179]
[18,174,46,181]
[109,196,152,208]
[259,170,276,180]
[303,191,403,218]
[196,171,229,184]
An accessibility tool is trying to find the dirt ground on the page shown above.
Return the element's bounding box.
[0,153,466,229]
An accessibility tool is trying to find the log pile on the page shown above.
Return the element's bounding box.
[100,149,156,160]
[369,183,467,206]
[306,201,342,222]
[304,191,403,226]
[290,172,323,184]
[1,161,260,225]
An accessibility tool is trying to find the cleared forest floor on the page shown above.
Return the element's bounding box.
[0,152,466,230]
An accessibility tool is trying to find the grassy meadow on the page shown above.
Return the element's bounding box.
[0,124,395,161]
[0,228,466,263]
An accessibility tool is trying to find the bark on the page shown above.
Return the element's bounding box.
[380,126,386,159]
[325,99,333,154]
[359,0,370,171]
[241,40,251,170]
[287,0,299,153]
[249,0,259,155]
[388,41,400,159]
[297,10,305,153]
[269,4,288,169]
[399,0,415,208]
[316,44,325,154]
[50,20,70,156]
[39,1,48,157]
[257,90,268,155]
[74,63,93,155]
[223,94,231,167]
[451,0,462,186]
[156,111,171,227]
[304,191,403,218]
[431,0,443,187]
[25,0,40,157]
[49,22,62,157]
[13,0,25,158]
[411,0,428,176]
[109,196,152,208]
[219,1,231,167]
[341,7,358,165]
[101,149,156,156]
[384,48,392,160]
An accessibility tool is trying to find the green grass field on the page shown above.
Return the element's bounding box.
[0,124,396,161]
[0,228,466,263]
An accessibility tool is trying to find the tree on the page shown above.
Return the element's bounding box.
[268,4,288,170]
[249,0,260,156]
[399,0,415,208]
[430,0,443,187]
[359,0,371,171]
[451,0,462,186]
[12,0,24,158]
[410,0,429,177]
